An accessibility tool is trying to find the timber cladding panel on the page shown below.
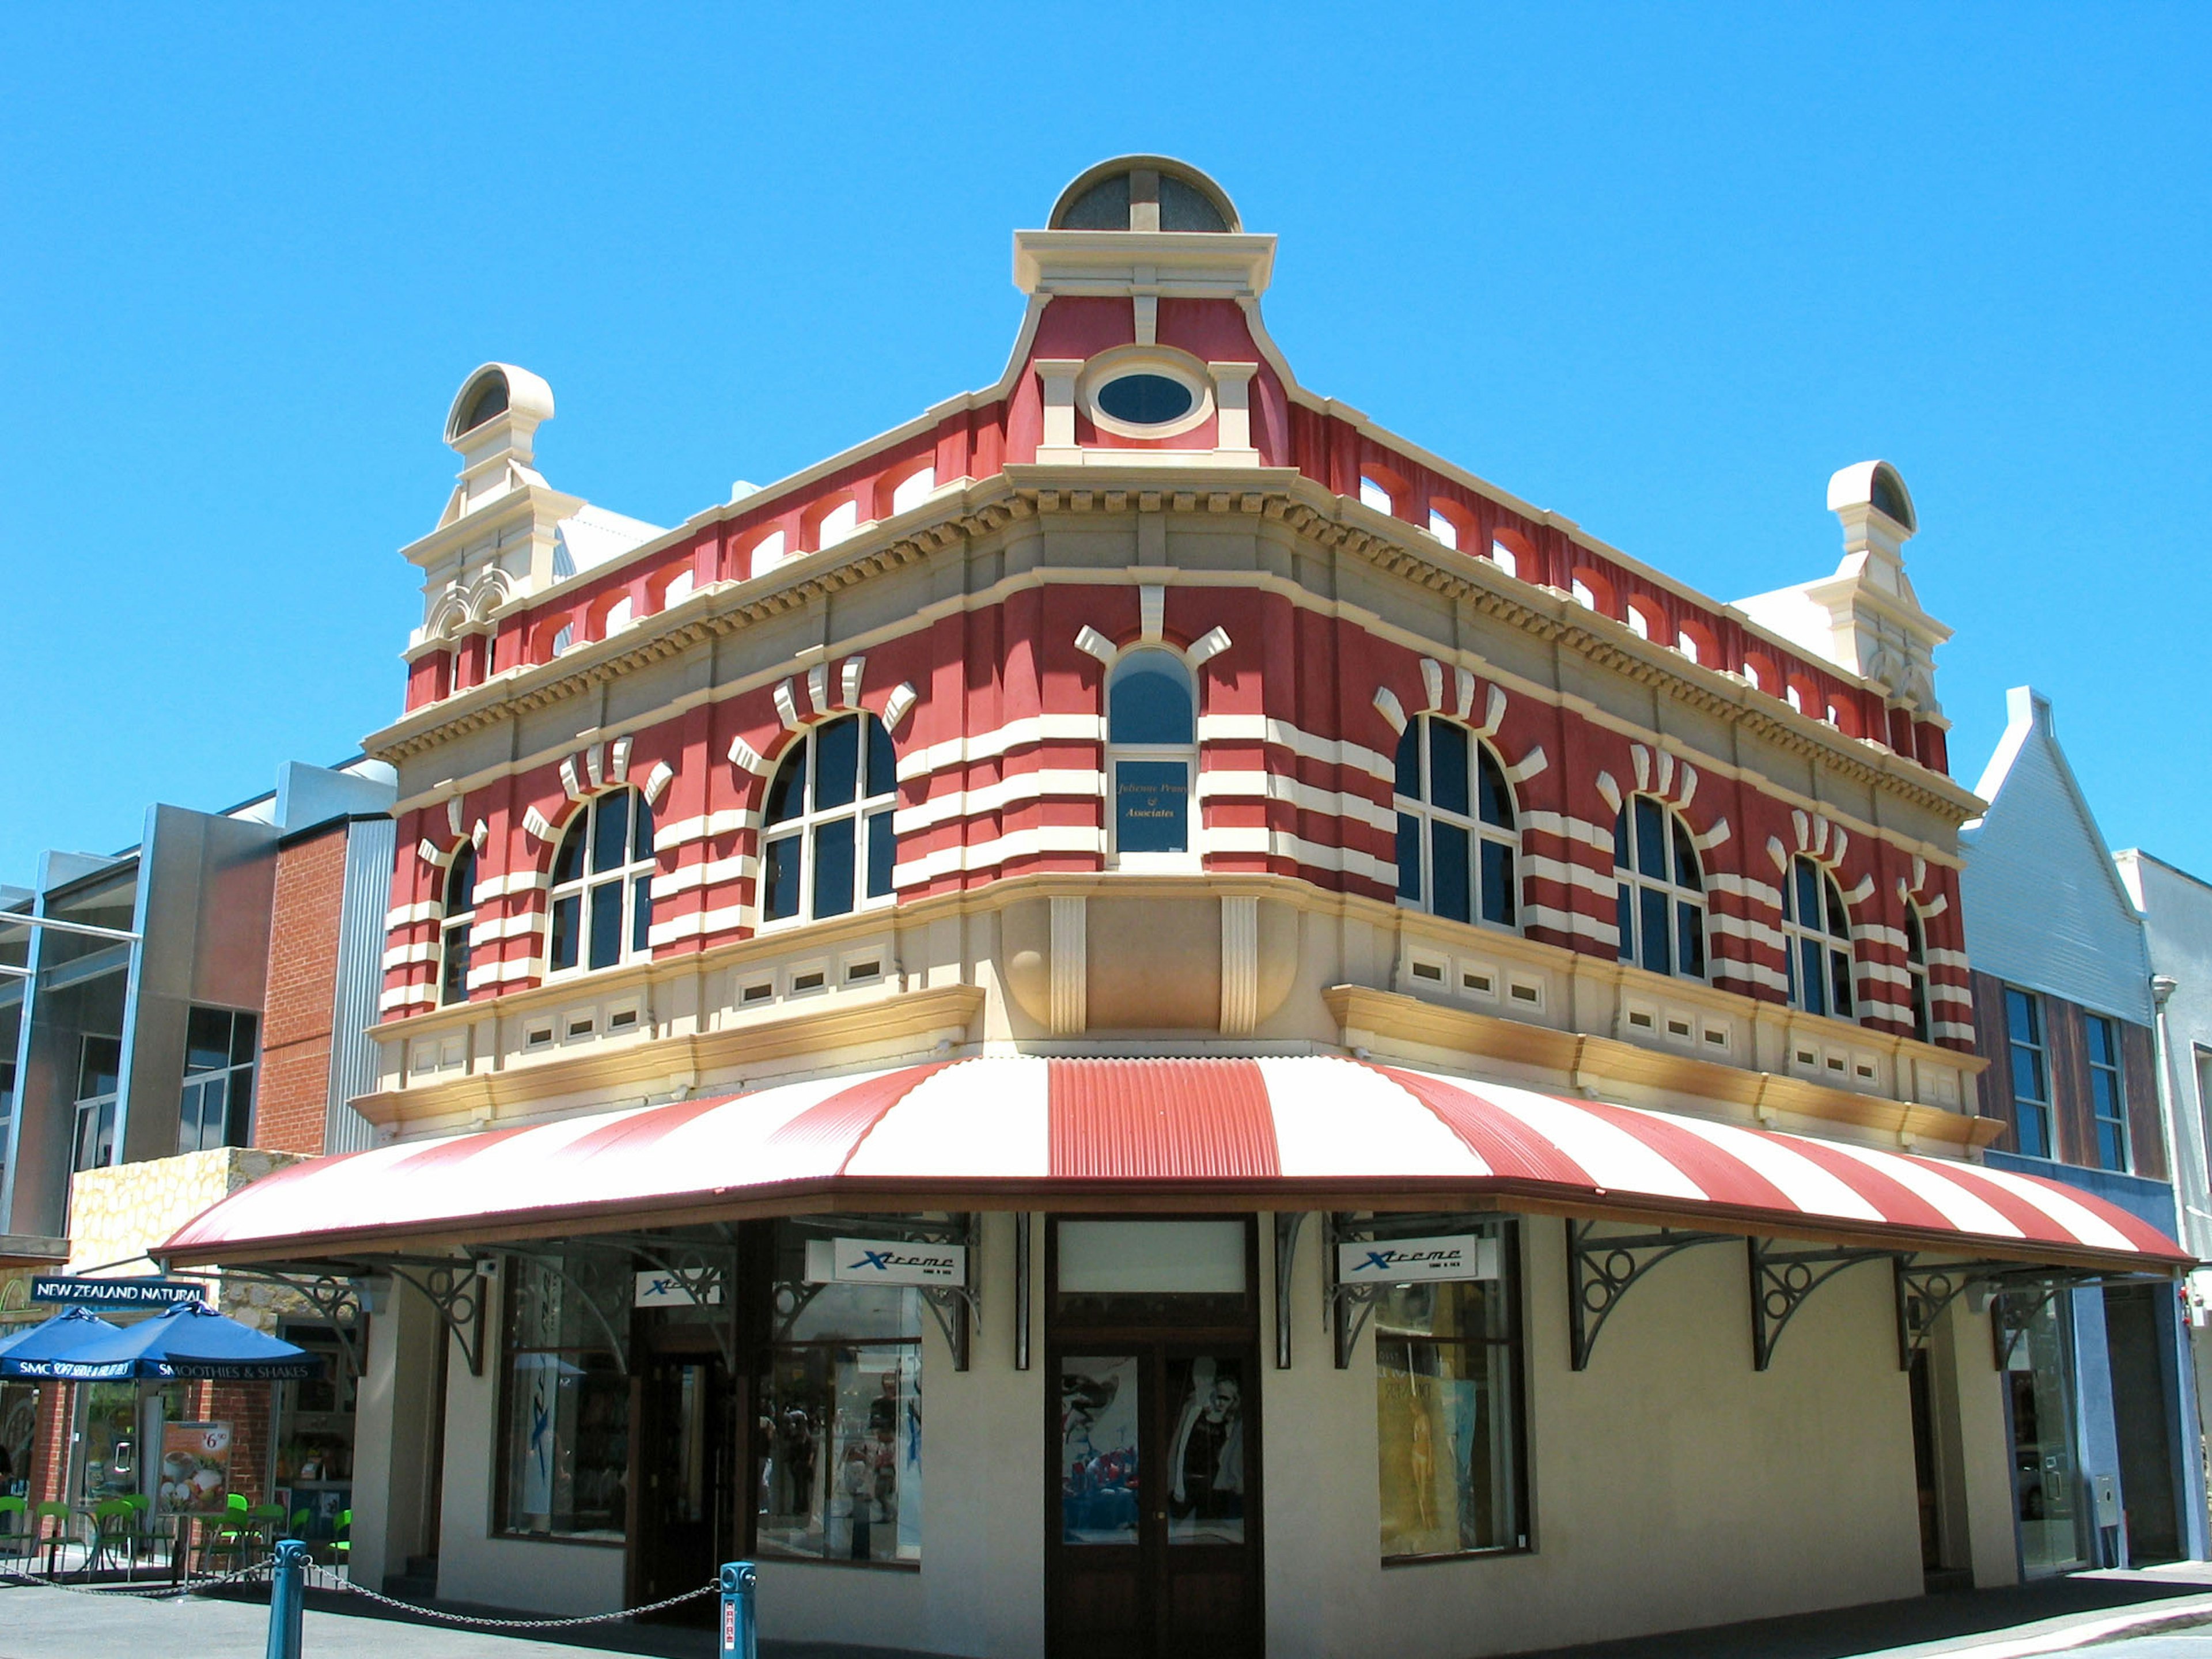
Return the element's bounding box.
[1971,971,2018,1152]
[2123,1017,2165,1180]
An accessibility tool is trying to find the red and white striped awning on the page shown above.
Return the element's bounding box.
[162,1058,2188,1270]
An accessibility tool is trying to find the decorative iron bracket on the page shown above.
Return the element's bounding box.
[1889,1256,2140,1371]
[1746,1238,1893,1371]
[214,1267,370,1378]
[1988,1279,2073,1371]
[781,1213,981,1369]
[384,1257,490,1377]
[1274,1213,1308,1370]
[1014,1213,1032,1372]
[1325,1212,1505,1370]
[1568,1219,1734,1372]
[615,1232,740,1369]
[919,1213,981,1372]
[504,1247,641,1380]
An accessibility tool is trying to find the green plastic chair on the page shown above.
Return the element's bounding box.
[289,1507,313,1540]
[89,1498,126,1572]
[199,1496,257,1577]
[114,1494,160,1576]
[33,1500,72,1575]
[331,1507,350,1567]
[0,1495,30,1568]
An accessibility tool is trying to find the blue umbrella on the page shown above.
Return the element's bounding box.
[0,1308,123,1375]
[9,1301,321,1382]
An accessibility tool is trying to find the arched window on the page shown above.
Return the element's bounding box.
[1615,797,1704,979]
[1904,906,1931,1042]
[1782,857,1854,1019]
[440,843,476,1006]
[1394,715,1517,929]
[761,714,897,923]
[1107,650,1195,857]
[548,788,654,974]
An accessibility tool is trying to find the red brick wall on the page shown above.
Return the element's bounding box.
[206,1382,272,1505]
[256,824,348,1155]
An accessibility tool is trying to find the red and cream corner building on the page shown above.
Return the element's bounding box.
[161,157,2191,1656]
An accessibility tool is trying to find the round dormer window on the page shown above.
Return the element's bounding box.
[1081,351,1214,440]
[1097,373,1194,426]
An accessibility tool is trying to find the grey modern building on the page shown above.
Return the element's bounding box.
[1,759,396,1247]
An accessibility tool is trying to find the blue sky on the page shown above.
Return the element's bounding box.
[1,6,2205,886]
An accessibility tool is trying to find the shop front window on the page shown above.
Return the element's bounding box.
[0,1376,35,1497]
[756,1229,923,1565]
[272,1325,358,1542]
[1374,1227,1527,1560]
[2005,1290,2088,1575]
[498,1251,630,1541]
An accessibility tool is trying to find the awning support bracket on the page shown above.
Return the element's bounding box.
[1569,1219,1735,1372]
[1746,1238,1893,1372]
[210,1268,370,1378]
[1325,1211,1502,1370]
[1014,1213,1032,1373]
[386,1259,490,1378]
[1891,1257,2156,1372]
[501,1245,636,1374]
[1274,1213,1307,1370]
[618,1233,740,1370]
[919,1214,981,1373]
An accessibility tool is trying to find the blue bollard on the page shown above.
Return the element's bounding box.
[718,1560,757,1659]
[264,1539,308,1659]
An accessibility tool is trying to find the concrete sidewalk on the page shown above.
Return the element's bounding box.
[5,1568,2212,1659]
[1502,1565,2212,1659]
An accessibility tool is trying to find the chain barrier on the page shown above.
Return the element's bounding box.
[0,1556,275,1600]
[304,1562,718,1629]
[5,1552,719,1629]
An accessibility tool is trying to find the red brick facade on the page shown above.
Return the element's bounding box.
[255,823,348,1156]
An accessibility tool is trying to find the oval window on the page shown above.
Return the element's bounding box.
[1096,373,1195,427]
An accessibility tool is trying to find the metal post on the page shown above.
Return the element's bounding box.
[718,1560,757,1659]
[264,1540,308,1659]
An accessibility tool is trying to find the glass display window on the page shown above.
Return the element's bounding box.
[272,1324,359,1541]
[497,1251,631,1541]
[1372,1223,1528,1560]
[756,1225,923,1566]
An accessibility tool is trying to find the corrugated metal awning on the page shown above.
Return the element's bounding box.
[159,1058,2191,1271]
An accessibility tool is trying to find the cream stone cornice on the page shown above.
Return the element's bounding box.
[359,983,984,1130]
[366,475,1980,834]
[1322,984,1999,1156]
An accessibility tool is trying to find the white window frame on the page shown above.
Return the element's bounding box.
[546,787,656,979]
[1105,649,1198,869]
[757,714,898,929]
[1903,904,1932,1043]
[1613,796,1706,980]
[1393,714,1519,933]
[1782,855,1855,1021]
[2085,1013,2130,1172]
[440,843,476,1006]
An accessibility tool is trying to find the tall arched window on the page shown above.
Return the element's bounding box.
[440,843,476,1006]
[1615,797,1704,979]
[549,788,654,974]
[1904,906,1931,1042]
[1107,650,1195,857]
[761,714,897,923]
[1782,856,1854,1019]
[1395,715,1516,929]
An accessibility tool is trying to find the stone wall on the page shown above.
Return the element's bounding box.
[66,1147,304,1330]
